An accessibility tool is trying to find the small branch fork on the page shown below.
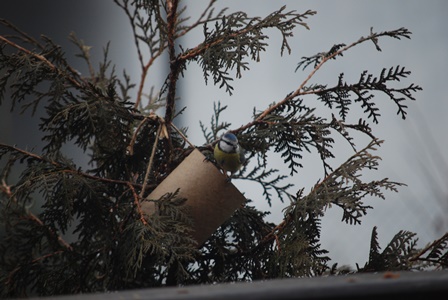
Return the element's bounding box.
[258,215,291,252]
[410,232,448,267]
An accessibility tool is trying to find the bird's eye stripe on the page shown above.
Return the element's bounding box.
[222,140,234,147]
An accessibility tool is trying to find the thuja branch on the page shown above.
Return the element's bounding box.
[255,139,402,249]
[0,34,82,89]
[0,179,73,251]
[0,144,148,190]
[410,232,448,266]
[174,0,226,39]
[236,28,412,133]
[178,8,315,62]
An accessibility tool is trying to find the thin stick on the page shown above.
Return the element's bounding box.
[171,123,195,148]
[139,125,162,198]
[127,117,150,156]
[128,182,148,225]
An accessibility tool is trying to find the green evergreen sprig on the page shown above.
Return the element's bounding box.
[313,66,422,123]
[183,6,316,95]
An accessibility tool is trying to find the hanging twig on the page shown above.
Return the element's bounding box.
[140,124,163,198]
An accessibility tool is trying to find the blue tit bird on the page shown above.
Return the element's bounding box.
[214,132,246,179]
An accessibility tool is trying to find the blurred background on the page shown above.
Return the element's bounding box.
[1,0,447,268]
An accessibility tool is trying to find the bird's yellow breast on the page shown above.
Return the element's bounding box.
[214,143,242,173]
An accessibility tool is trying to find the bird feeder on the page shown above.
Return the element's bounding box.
[140,148,246,246]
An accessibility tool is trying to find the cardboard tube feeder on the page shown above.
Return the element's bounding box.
[141,149,246,246]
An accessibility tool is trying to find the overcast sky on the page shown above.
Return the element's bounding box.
[1,0,447,268]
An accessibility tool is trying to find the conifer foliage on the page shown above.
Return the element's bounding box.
[0,0,446,297]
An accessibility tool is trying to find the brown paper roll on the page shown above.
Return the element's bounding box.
[141,149,246,246]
